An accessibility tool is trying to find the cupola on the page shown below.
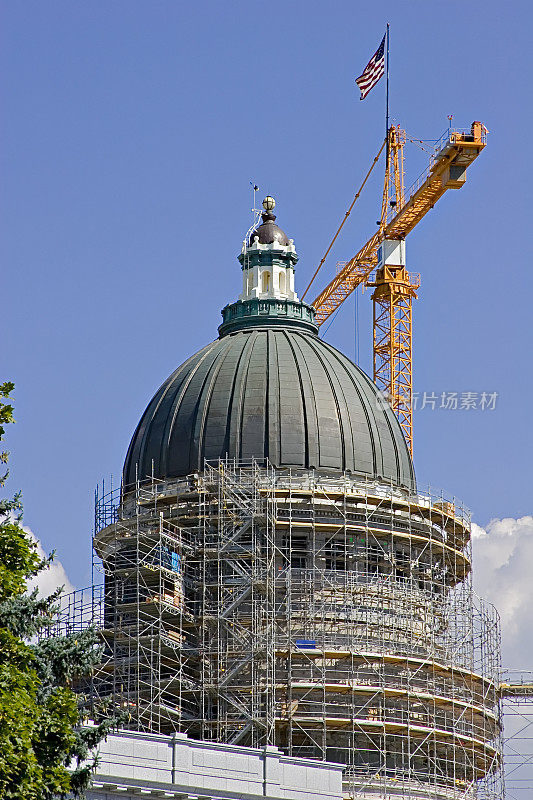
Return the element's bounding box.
[238,197,299,303]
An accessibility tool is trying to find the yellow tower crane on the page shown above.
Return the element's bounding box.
[302,120,487,453]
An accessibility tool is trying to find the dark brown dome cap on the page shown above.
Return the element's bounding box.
[248,210,290,246]
[123,325,415,491]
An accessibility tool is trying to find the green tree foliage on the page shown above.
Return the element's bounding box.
[0,383,117,799]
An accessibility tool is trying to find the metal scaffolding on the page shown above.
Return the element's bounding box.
[50,459,503,799]
[500,670,533,799]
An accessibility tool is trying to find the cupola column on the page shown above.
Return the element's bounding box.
[238,197,299,303]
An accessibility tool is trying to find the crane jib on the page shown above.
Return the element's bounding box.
[312,129,486,321]
[310,122,487,454]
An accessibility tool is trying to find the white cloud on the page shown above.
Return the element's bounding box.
[472,515,533,669]
[24,525,75,597]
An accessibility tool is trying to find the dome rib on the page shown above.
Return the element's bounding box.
[203,333,247,464]
[165,341,222,476]
[290,332,342,470]
[286,332,318,468]
[194,338,230,469]
[325,340,410,485]
[239,331,267,462]
[160,345,217,475]
[123,326,415,491]
[266,329,281,466]
[304,335,352,471]
[230,330,257,462]
[281,330,311,467]
[276,330,307,467]
[313,339,381,478]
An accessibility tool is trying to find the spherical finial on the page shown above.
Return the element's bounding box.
[262,196,275,212]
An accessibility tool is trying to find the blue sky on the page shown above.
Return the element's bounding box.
[2,0,532,592]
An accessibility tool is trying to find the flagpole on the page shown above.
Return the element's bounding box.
[385,23,390,163]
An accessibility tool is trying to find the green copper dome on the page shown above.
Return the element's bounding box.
[123,322,415,489]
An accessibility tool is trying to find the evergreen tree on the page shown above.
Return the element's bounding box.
[0,383,118,799]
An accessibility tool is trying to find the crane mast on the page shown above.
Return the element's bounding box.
[370,126,419,452]
[311,121,487,453]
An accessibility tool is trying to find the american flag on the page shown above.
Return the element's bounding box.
[355,34,386,100]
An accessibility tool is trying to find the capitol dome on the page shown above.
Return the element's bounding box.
[123,202,415,491]
[104,200,502,800]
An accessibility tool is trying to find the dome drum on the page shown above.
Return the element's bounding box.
[219,298,317,336]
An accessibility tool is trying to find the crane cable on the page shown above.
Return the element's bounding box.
[403,129,435,154]
[301,137,387,301]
